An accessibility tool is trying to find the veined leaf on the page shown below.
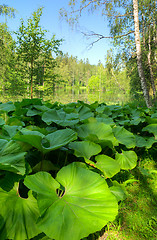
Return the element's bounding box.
[13,129,45,152]
[135,135,156,148]
[0,139,8,149]
[142,124,157,139]
[26,108,42,116]
[113,126,136,148]
[42,128,77,153]
[13,128,77,154]
[110,180,127,202]
[115,150,138,170]
[33,160,59,172]
[6,117,25,126]
[42,109,79,126]
[0,118,5,126]
[76,122,118,146]
[95,155,120,178]
[0,102,15,113]
[0,140,27,175]
[69,140,101,159]
[76,105,94,121]
[24,163,118,240]
[3,125,22,138]
[0,184,41,240]
[0,172,21,192]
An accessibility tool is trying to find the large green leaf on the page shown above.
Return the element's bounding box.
[33,104,50,112]
[0,139,8,149]
[42,128,77,153]
[142,124,157,139]
[96,114,114,126]
[109,180,127,202]
[0,140,26,175]
[0,102,15,113]
[0,118,5,126]
[0,172,21,192]
[13,128,77,154]
[3,125,22,138]
[26,108,42,116]
[76,105,94,121]
[0,184,41,240]
[33,160,59,172]
[95,155,120,178]
[115,150,138,170]
[42,109,79,126]
[76,122,118,146]
[24,163,118,240]
[69,141,101,159]
[113,126,136,148]
[135,135,156,148]
[13,129,45,152]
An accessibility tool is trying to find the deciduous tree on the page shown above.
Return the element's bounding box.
[60,0,156,107]
[15,7,62,98]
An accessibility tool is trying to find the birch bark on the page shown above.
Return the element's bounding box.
[133,0,151,107]
[148,23,156,99]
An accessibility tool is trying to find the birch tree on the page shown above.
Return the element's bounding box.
[60,0,156,107]
[133,0,151,107]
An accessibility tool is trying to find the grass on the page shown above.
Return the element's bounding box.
[85,157,157,240]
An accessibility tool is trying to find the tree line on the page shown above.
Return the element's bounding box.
[61,0,157,107]
[0,5,129,100]
[0,2,156,106]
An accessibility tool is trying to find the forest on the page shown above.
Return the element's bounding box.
[0,1,157,240]
[0,1,156,106]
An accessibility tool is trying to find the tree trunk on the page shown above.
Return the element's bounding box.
[133,0,151,107]
[30,60,33,99]
[148,23,156,99]
[142,13,146,52]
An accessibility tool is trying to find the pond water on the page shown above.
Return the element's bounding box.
[43,88,130,105]
[1,88,130,105]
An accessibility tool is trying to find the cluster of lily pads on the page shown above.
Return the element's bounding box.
[0,98,157,240]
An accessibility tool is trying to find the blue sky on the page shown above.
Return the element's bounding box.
[1,0,112,65]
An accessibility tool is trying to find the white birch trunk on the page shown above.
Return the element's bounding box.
[148,23,156,99]
[133,0,151,107]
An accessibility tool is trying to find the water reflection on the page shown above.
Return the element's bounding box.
[0,87,130,105]
[44,88,130,105]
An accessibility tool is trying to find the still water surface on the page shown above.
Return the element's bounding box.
[1,88,130,105]
[43,88,130,105]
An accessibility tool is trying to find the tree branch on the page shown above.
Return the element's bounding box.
[106,12,133,18]
[81,30,135,48]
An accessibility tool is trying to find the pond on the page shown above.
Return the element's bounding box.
[1,87,130,105]
[42,88,130,105]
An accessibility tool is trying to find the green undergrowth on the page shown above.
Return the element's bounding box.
[91,158,157,240]
[0,98,157,240]
[106,182,156,239]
